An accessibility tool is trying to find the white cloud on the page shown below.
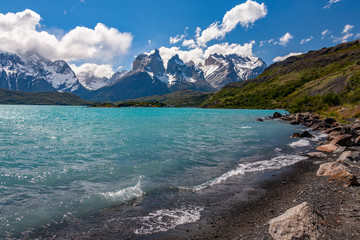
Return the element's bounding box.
[169,34,185,44]
[196,0,267,47]
[195,27,201,38]
[343,24,354,34]
[148,40,152,45]
[300,36,313,44]
[158,41,255,68]
[69,63,115,79]
[182,39,197,49]
[321,29,330,39]
[324,0,342,9]
[273,52,302,62]
[0,9,133,62]
[279,32,293,46]
[356,33,360,38]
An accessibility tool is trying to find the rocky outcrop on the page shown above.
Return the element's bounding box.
[307,152,327,158]
[268,202,324,240]
[317,162,350,176]
[316,144,339,152]
[327,171,358,187]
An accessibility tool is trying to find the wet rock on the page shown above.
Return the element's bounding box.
[317,162,350,176]
[291,133,300,138]
[290,121,300,125]
[272,112,282,119]
[300,131,314,138]
[307,152,327,158]
[268,202,323,240]
[327,171,358,187]
[316,144,339,152]
[330,134,352,146]
[257,118,264,122]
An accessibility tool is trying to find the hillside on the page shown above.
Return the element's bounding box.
[0,88,90,105]
[203,39,360,119]
[117,90,214,107]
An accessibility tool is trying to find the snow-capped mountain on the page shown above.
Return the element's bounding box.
[166,55,214,92]
[0,51,85,93]
[200,54,267,90]
[78,70,127,90]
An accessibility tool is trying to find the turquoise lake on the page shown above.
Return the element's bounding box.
[0,106,322,238]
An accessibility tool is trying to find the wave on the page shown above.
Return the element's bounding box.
[181,154,308,191]
[100,177,144,202]
[289,139,310,148]
[133,206,203,235]
[240,126,252,129]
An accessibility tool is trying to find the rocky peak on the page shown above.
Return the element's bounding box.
[167,54,186,75]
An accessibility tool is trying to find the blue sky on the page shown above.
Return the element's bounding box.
[0,0,359,77]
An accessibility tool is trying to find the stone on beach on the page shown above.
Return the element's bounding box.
[337,151,360,163]
[291,132,300,138]
[268,202,324,240]
[273,112,282,118]
[330,134,352,146]
[316,144,339,152]
[300,131,314,138]
[327,171,358,187]
[316,162,350,176]
[307,152,327,158]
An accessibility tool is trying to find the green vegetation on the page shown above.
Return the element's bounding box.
[0,88,90,105]
[90,101,167,108]
[203,39,360,120]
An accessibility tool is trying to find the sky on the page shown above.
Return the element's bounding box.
[0,0,359,78]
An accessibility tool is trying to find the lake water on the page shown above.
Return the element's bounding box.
[0,106,323,238]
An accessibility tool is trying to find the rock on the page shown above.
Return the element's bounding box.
[311,114,320,119]
[316,144,339,152]
[322,126,342,134]
[327,131,341,141]
[273,112,282,118]
[291,133,300,138]
[307,152,327,158]
[317,141,328,146]
[268,202,323,240]
[330,134,352,146]
[333,146,346,154]
[337,151,360,163]
[257,118,264,122]
[324,117,336,125]
[300,131,314,138]
[317,162,350,176]
[354,136,360,145]
[290,121,300,125]
[327,171,358,187]
[340,125,353,135]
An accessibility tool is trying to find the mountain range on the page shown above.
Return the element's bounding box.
[0,49,266,102]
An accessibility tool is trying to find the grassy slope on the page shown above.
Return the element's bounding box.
[203,39,360,120]
[0,88,90,105]
[117,90,214,107]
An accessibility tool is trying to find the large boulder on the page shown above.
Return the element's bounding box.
[330,134,352,146]
[273,112,282,118]
[315,144,339,152]
[268,202,324,240]
[322,126,342,134]
[337,151,360,163]
[327,171,358,187]
[300,131,314,138]
[317,162,350,176]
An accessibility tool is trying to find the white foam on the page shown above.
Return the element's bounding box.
[183,154,308,191]
[240,126,252,129]
[100,178,143,202]
[134,206,203,235]
[289,139,310,148]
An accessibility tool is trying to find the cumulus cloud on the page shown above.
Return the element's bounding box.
[158,41,255,68]
[324,0,342,9]
[196,0,267,47]
[0,9,133,62]
[332,24,356,43]
[182,39,197,49]
[300,36,313,44]
[343,24,354,34]
[69,63,115,79]
[273,52,302,62]
[169,34,185,44]
[279,32,293,46]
